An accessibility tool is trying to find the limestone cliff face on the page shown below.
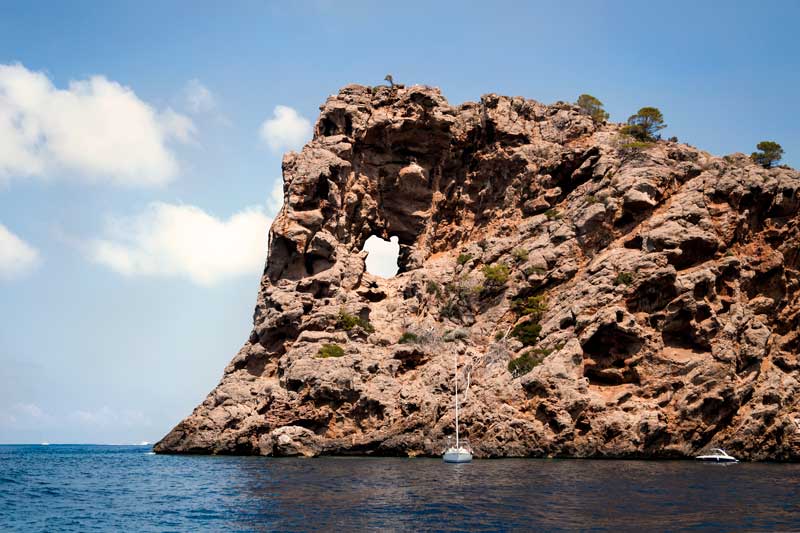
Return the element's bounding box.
[155,84,800,460]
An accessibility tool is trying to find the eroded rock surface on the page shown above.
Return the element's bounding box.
[155,84,800,460]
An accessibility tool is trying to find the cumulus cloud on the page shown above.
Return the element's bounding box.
[0,63,193,186]
[363,235,399,278]
[183,79,215,114]
[89,202,271,285]
[259,105,312,153]
[0,223,40,280]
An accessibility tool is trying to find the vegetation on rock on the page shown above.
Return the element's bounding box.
[575,94,609,122]
[525,265,547,276]
[613,271,634,286]
[440,277,476,320]
[617,139,654,162]
[317,344,345,358]
[443,328,469,342]
[336,308,375,333]
[398,332,419,344]
[544,208,562,220]
[512,248,529,262]
[508,347,552,377]
[621,107,667,141]
[426,280,442,297]
[511,295,547,320]
[751,141,784,168]
[482,263,511,289]
[511,321,542,347]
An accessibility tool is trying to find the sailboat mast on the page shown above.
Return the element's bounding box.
[454,350,459,449]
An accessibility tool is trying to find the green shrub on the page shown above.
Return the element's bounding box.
[440,300,461,319]
[512,248,529,262]
[443,328,469,342]
[544,208,561,220]
[444,279,473,298]
[457,253,473,266]
[426,280,442,297]
[511,321,542,347]
[494,331,505,341]
[336,308,375,333]
[586,195,599,204]
[482,263,510,288]
[751,141,784,169]
[576,94,610,123]
[613,271,634,286]
[398,332,419,344]
[620,141,654,150]
[317,344,345,358]
[617,140,654,162]
[507,348,552,377]
[511,295,547,319]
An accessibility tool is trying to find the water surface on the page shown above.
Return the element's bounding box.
[1,445,798,531]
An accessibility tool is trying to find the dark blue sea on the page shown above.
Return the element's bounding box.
[1,445,799,531]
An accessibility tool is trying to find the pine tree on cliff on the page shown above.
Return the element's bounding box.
[621,107,667,141]
[751,141,784,168]
[575,94,609,123]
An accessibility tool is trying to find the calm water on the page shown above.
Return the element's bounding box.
[1,445,799,531]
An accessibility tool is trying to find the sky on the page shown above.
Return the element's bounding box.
[0,0,798,444]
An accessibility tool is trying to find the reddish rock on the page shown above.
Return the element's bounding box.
[155,85,800,461]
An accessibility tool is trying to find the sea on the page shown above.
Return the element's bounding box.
[1,444,798,532]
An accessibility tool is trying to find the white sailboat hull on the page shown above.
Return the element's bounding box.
[443,449,472,463]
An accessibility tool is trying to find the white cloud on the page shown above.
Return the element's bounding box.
[0,223,40,280]
[183,79,215,114]
[259,105,312,153]
[267,178,284,216]
[89,202,271,286]
[0,63,193,186]
[160,108,196,143]
[363,235,399,278]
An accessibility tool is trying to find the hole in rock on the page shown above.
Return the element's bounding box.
[362,235,400,278]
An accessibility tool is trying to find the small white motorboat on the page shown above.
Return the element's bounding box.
[695,448,738,463]
[443,351,472,464]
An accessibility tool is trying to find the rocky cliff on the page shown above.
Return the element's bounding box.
[155,84,800,460]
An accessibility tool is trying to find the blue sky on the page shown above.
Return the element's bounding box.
[1,0,798,444]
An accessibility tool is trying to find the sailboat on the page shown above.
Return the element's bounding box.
[443,350,472,463]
